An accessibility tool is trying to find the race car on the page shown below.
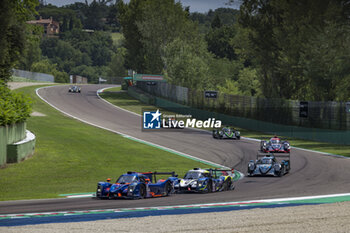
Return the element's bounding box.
[96,171,178,199]
[213,126,240,139]
[68,85,81,93]
[175,168,235,193]
[260,136,290,153]
[247,153,290,177]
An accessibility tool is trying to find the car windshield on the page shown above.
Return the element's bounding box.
[258,158,273,164]
[271,139,280,144]
[184,172,204,179]
[223,127,230,132]
[116,175,137,184]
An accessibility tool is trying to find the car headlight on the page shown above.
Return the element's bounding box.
[274,164,281,171]
[198,180,207,187]
[128,185,136,193]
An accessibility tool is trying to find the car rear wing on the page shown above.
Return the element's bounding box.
[256,152,290,160]
[261,138,289,142]
[206,168,235,178]
[142,172,177,183]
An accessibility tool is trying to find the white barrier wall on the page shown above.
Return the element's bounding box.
[12,69,54,82]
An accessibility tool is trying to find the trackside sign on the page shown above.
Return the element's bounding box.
[143,109,221,130]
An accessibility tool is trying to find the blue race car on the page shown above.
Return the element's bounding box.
[96,171,178,199]
[175,168,235,193]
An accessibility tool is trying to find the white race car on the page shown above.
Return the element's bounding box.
[69,85,81,93]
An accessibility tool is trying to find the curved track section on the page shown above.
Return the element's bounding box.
[1,84,350,214]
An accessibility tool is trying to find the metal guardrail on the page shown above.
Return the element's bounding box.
[12,69,54,82]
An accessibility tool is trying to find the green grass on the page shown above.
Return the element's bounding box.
[103,86,122,92]
[100,88,350,157]
[100,88,174,116]
[0,85,208,201]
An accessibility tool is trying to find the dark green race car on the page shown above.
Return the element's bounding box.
[213,126,240,139]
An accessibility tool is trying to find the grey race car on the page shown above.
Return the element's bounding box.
[247,153,290,177]
[213,126,240,139]
[69,85,81,93]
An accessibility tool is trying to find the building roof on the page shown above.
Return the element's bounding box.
[26,17,59,27]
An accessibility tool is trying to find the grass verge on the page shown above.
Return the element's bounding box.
[100,88,173,116]
[100,88,350,157]
[0,85,208,201]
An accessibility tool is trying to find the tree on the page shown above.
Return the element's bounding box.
[163,37,212,89]
[18,24,43,70]
[0,0,38,84]
[238,0,350,100]
[211,14,222,29]
[117,0,147,72]
[108,47,127,77]
[31,59,69,83]
[206,25,237,60]
[118,0,195,74]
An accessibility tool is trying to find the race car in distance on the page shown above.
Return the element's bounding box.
[247,153,290,177]
[260,136,290,153]
[96,171,178,199]
[213,126,240,139]
[68,85,81,93]
[175,168,235,193]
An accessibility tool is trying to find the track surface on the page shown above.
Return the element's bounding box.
[1,84,350,214]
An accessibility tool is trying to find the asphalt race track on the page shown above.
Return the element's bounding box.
[1,84,350,215]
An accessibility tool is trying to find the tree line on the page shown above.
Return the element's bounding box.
[119,0,350,101]
[0,0,35,125]
[1,0,349,102]
[16,0,123,83]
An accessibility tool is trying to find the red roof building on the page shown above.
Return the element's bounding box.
[26,16,59,37]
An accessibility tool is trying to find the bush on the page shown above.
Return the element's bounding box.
[0,85,32,126]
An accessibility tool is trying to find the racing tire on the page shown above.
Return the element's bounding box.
[287,162,291,172]
[278,167,285,177]
[207,180,213,193]
[164,182,172,196]
[224,178,232,191]
[139,184,147,199]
